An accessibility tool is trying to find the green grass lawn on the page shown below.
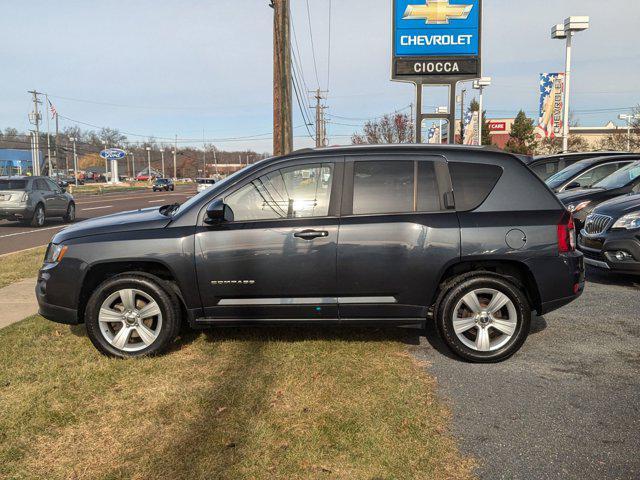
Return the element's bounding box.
[0,317,474,480]
[0,246,47,289]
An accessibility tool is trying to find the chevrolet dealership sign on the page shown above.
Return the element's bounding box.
[392,0,482,80]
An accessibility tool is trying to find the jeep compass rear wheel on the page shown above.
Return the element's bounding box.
[84,274,181,358]
[436,275,531,362]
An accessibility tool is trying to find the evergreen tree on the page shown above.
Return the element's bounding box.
[505,110,536,154]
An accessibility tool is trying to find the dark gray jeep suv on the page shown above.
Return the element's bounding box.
[37,145,584,362]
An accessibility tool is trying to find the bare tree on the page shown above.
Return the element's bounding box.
[352,113,414,145]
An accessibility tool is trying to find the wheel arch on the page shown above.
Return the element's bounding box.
[432,259,541,314]
[77,260,187,324]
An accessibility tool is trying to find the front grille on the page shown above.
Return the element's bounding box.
[584,213,612,235]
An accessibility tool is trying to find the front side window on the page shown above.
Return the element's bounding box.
[594,162,640,189]
[352,160,442,215]
[225,163,334,221]
[572,163,630,189]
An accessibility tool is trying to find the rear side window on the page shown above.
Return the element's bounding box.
[0,180,27,190]
[449,162,503,211]
[352,160,443,215]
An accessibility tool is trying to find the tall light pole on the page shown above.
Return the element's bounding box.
[160,149,166,178]
[618,114,640,152]
[552,16,590,153]
[102,140,108,181]
[146,146,152,181]
[472,77,492,146]
[69,137,78,186]
[131,153,136,180]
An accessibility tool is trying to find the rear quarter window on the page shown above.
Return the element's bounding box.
[449,162,503,211]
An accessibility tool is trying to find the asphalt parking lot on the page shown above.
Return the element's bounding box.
[412,268,640,480]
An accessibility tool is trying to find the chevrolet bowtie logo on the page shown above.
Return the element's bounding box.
[402,0,473,25]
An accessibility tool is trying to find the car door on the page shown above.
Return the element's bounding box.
[34,179,57,216]
[44,178,67,214]
[336,154,459,320]
[195,157,343,320]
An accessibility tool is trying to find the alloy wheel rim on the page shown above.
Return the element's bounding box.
[452,288,518,352]
[98,288,163,352]
[68,204,75,220]
[36,207,44,225]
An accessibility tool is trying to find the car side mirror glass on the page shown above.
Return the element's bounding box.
[565,181,580,190]
[205,199,234,224]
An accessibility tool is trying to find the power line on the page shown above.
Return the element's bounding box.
[304,0,321,88]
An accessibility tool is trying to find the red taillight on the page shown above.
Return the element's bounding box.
[557,213,576,253]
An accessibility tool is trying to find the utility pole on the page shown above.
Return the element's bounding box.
[272,0,293,156]
[311,89,328,147]
[45,94,52,176]
[173,134,178,179]
[132,153,136,179]
[28,90,42,176]
[160,149,166,178]
[54,109,59,172]
[102,140,108,180]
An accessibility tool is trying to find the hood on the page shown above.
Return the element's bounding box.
[557,188,604,204]
[52,206,172,243]
[592,193,640,217]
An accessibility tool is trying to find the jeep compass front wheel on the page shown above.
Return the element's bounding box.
[436,275,531,362]
[84,274,181,358]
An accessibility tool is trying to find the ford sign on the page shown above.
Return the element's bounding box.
[99,148,127,160]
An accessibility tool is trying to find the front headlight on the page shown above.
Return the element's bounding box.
[567,201,591,213]
[612,212,640,230]
[44,243,68,263]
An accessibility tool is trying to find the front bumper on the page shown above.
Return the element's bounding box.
[578,230,640,274]
[36,264,82,325]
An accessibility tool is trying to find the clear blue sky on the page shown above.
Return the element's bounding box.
[1,0,638,152]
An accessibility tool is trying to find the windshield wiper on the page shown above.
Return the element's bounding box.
[159,202,180,216]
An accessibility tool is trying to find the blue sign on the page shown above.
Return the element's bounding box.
[394,0,480,57]
[100,148,126,160]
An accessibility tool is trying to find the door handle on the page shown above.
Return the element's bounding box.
[294,229,329,240]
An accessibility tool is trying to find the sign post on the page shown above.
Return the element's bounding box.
[99,148,126,184]
[392,0,482,143]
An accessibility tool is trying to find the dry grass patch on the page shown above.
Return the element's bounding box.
[0,246,47,289]
[0,316,474,480]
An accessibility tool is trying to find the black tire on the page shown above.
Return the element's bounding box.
[63,202,76,223]
[29,203,45,228]
[84,273,182,358]
[435,274,531,363]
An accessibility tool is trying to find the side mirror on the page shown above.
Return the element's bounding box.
[565,181,581,190]
[205,198,234,224]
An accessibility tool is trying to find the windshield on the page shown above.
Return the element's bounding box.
[545,162,590,189]
[171,170,246,216]
[155,179,168,184]
[197,178,215,184]
[593,161,640,189]
[0,179,27,190]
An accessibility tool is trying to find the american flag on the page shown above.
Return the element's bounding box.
[538,73,565,138]
[48,99,57,118]
[463,109,477,145]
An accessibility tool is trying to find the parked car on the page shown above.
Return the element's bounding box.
[525,151,635,180]
[545,155,640,193]
[196,177,216,193]
[152,178,175,192]
[558,160,640,231]
[37,145,584,362]
[0,176,76,227]
[578,193,640,274]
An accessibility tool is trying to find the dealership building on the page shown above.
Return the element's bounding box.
[484,119,629,149]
